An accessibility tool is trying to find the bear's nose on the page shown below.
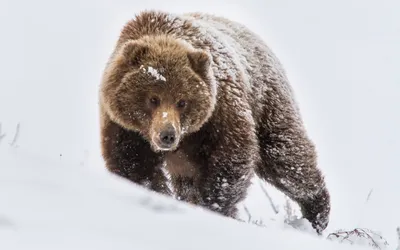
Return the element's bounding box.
[159,127,176,146]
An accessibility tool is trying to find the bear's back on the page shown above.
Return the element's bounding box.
[184,13,297,118]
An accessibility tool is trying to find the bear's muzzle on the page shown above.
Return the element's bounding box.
[150,108,181,152]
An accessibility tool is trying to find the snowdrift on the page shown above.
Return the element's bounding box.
[0,147,365,250]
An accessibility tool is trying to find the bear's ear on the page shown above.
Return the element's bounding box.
[187,50,211,77]
[121,41,150,66]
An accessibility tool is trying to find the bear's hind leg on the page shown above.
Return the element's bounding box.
[256,127,330,234]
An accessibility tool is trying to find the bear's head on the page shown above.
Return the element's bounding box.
[100,36,216,152]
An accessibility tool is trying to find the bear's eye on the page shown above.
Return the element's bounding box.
[149,96,160,107]
[177,100,187,109]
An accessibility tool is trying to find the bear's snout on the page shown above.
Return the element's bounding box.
[152,123,180,151]
[159,125,176,147]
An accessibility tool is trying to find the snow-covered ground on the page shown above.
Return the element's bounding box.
[0,145,370,250]
[1,0,399,249]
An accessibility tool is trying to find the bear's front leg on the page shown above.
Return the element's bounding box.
[101,118,171,195]
[196,113,257,218]
[171,176,202,204]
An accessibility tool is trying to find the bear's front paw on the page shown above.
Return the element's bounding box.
[199,197,239,220]
[308,211,329,235]
[300,188,331,234]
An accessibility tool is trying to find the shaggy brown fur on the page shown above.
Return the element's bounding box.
[99,10,331,233]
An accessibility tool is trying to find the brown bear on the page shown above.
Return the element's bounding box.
[99,10,331,233]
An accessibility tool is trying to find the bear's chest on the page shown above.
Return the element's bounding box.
[164,149,200,178]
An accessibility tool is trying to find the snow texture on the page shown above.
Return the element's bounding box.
[0,147,366,250]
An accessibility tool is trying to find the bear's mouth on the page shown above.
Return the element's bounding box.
[150,127,181,152]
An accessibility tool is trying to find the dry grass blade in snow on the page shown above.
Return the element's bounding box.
[396,227,400,250]
[242,205,267,227]
[9,123,20,147]
[327,228,389,249]
[0,123,20,146]
[259,180,279,215]
[0,123,6,143]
